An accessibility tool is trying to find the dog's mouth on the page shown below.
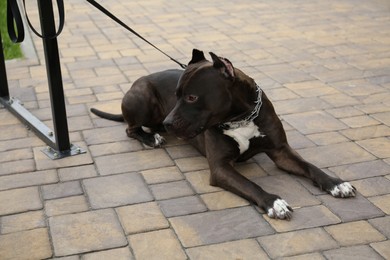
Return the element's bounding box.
[164,116,206,140]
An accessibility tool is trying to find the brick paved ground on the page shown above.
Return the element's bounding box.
[0,0,389,259]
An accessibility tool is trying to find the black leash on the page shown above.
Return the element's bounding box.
[85,0,187,69]
[7,0,65,43]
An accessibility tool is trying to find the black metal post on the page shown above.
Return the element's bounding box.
[37,0,70,152]
[0,31,9,98]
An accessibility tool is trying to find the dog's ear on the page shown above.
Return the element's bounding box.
[189,49,206,65]
[209,52,235,80]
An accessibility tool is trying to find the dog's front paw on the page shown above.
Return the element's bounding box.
[329,182,356,198]
[153,133,165,147]
[267,199,293,220]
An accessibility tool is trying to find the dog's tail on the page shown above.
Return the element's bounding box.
[90,108,124,122]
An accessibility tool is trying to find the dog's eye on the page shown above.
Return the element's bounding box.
[185,95,198,103]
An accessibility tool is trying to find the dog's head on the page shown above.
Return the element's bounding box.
[163,49,236,139]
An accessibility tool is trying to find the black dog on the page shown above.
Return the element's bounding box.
[91,49,355,219]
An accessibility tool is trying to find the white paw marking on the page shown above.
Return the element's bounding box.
[153,133,165,147]
[267,199,292,220]
[330,182,356,198]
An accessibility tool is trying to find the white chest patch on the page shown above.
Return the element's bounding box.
[222,121,265,154]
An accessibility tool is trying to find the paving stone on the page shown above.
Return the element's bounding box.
[357,137,390,159]
[82,125,128,145]
[282,252,325,260]
[159,196,207,217]
[327,106,365,118]
[95,150,174,175]
[340,115,380,128]
[258,228,338,258]
[372,111,390,125]
[282,110,348,135]
[351,177,390,197]
[0,137,43,153]
[89,140,143,157]
[0,159,35,176]
[369,216,390,239]
[297,142,375,168]
[0,169,58,191]
[116,202,169,234]
[0,148,33,163]
[323,245,384,260]
[150,180,194,200]
[273,97,331,115]
[128,229,187,260]
[170,206,274,247]
[325,220,386,246]
[57,164,97,181]
[165,144,201,159]
[200,190,250,210]
[1,211,45,234]
[42,181,83,200]
[329,160,390,181]
[0,228,52,259]
[0,124,29,141]
[340,125,390,141]
[371,240,390,259]
[254,174,320,208]
[50,209,127,256]
[284,80,338,98]
[33,143,93,171]
[175,156,209,172]
[45,196,89,217]
[235,162,268,179]
[186,239,269,260]
[320,93,360,107]
[319,193,384,222]
[82,247,134,260]
[83,173,153,209]
[184,170,222,194]
[265,205,340,232]
[0,187,42,216]
[307,131,349,146]
[368,194,390,215]
[141,166,184,184]
[286,130,316,149]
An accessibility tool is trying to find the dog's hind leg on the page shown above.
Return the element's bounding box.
[266,144,356,198]
[126,127,165,148]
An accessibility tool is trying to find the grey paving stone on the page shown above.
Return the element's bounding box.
[83,173,153,209]
[297,142,376,168]
[0,169,58,191]
[82,125,128,145]
[265,205,340,232]
[0,211,46,234]
[128,229,187,260]
[82,247,134,260]
[42,181,83,200]
[357,137,390,159]
[45,196,89,217]
[351,177,390,197]
[369,216,390,238]
[319,193,384,222]
[282,110,348,134]
[159,196,208,217]
[340,125,390,141]
[170,206,274,247]
[186,239,269,260]
[253,174,320,208]
[371,240,390,259]
[150,180,194,200]
[0,187,42,215]
[116,202,169,235]
[323,245,384,260]
[0,228,52,259]
[58,164,98,181]
[258,228,337,258]
[0,159,35,176]
[95,150,174,175]
[141,166,184,184]
[329,160,390,181]
[175,156,209,172]
[49,209,127,256]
